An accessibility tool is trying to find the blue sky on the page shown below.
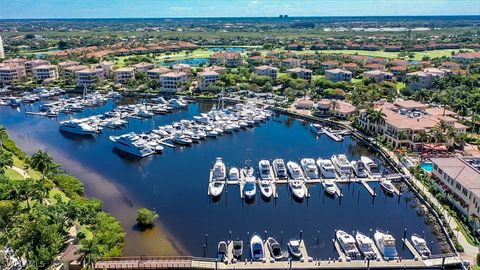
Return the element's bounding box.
[1,0,479,19]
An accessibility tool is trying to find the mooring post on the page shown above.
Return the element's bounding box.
[264,230,267,240]
[300,230,303,240]
[229,230,232,242]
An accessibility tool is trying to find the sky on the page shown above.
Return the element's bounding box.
[0,0,479,19]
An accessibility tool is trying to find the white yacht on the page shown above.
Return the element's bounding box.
[168,98,188,108]
[331,154,353,177]
[411,234,431,259]
[355,231,377,260]
[258,160,273,180]
[59,119,101,135]
[259,180,273,199]
[250,233,265,261]
[110,133,154,157]
[380,180,395,194]
[212,157,226,181]
[361,156,382,178]
[243,167,256,200]
[316,159,336,179]
[300,158,319,180]
[272,159,288,179]
[351,160,368,178]
[289,179,305,200]
[287,161,304,180]
[322,180,336,195]
[229,167,239,181]
[374,230,398,260]
[336,230,361,259]
[287,240,302,258]
[309,123,323,135]
[172,134,192,146]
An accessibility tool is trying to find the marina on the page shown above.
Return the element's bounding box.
[0,97,454,261]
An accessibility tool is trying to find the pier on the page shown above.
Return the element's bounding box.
[360,180,376,196]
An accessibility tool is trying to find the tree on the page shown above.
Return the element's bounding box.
[136,208,159,229]
[416,130,430,152]
[79,239,100,270]
[30,150,55,179]
[0,149,13,174]
[330,100,339,116]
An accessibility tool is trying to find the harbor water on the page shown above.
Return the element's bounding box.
[0,99,449,259]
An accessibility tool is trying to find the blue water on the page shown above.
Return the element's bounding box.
[161,58,209,67]
[208,47,248,52]
[0,99,448,259]
[420,162,433,172]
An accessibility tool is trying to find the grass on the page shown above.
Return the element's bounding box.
[5,168,24,180]
[49,188,70,204]
[12,155,43,180]
[454,217,479,247]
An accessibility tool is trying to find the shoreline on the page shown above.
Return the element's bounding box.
[6,129,186,256]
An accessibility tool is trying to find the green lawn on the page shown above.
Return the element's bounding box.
[454,217,479,247]
[12,155,43,180]
[5,168,24,180]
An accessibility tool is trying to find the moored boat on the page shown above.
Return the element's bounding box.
[316,158,336,179]
[250,233,265,261]
[411,234,431,259]
[272,159,288,179]
[287,240,302,258]
[355,231,377,260]
[374,230,398,260]
[336,230,360,259]
[361,156,382,178]
[380,180,395,194]
[300,158,319,180]
[267,237,283,260]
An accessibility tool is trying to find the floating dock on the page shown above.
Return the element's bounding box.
[322,128,344,142]
[360,180,376,196]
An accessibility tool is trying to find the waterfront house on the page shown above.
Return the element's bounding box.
[24,59,50,74]
[64,65,88,78]
[286,67,312,82]
[363,70,393,83]
[0,63,26,84]
[114,67,135,84]
[254,65,278,81]
[147,67,171,81]
[33,65,58,82]
[58,61,80,75]
[197,70,220,91]
[325,68,352,83]
[132,62,155,73]
[209,52,242,67]
[160,72,188,93]
[75,68,104,87]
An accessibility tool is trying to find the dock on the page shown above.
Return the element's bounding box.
[333,239,347,261]
[360,180,376,196]
[402,238,422,260]
[322,128,344,142]
[333,182,343,197]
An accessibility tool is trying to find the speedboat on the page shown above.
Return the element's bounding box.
[243,167,256,199]
[316,159,336,179]
[300,158,319,180]
[232,239,243,259]
[210,158,226,197]
[331,154,353,178]
[59,119,101,135]
[272,159,288,179]
[411,234,431,259]
[322,180,336,195]
[287,161,304,180]
[287,240,302,258]
[267,237,283,260]
[110,133,154,157]
[336,230,360,259]
[355,231,377,260]
[172,134,192,146]
[229,167,239,181]
[250,233,264,261]
[168,98,188,108]
[351,160,368,178]
[289,180,305,200]
[374,230,398,260]
[218,241,227,260]
[259,180,273,199]
[380,180,395,194]
[361,156,382,178]
[258,160,273,180]
[309,123,323,135]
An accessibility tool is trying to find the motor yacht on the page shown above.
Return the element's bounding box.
[243,167,256,199]
[266,237,283,260]
[59,119,101,135]
[300,158,319,180]
[218,241,227,261]
[355,231,377,260]
[380,180,395,194]
[259,180,273,199]
[110,133,154,157]
[336,230,360,259]
[232,239,243,259]
[331,154,353,178]
[258,160,273,180]
[229,167,239,181]
[272,159,288,179]
[287,240,302,258]
[374,230,398,260]
[250,233,265,261]
[411,234,431,259]
[287,161,304,180]
[172,134,192,146]
[361,156,382,178]
[309,123,323,135]
[322,180,336,195]
[168,98,187,108]
[209,158,226,197]
[351,159,368,178]
[316,159,336,179]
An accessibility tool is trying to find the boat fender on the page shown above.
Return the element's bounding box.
[308,257,313,262]
[231,258,237,264]
[300,257,305,262]
[269,258,275,263]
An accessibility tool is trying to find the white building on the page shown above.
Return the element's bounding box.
[286,67,313,82]
[160,72,188,93]
[75,68,104,87]
[64,65,88,78]
[32,65,58,82]
[406,68,451,90]
[363,70,393,83]
[0,64,26,84]
[147,67,171,81]
[24,59,50,74]
[114,67,135,84]
[197,70,220,91]
[132,62,155,73]
[254,65,278,81]
[325,68,352,83]
[0,36,5,59]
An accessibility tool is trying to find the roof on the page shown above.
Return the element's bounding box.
[133,62,154,68]
[160,71,187,78]
[115,67,135,72]
[198,70,219,76]
[394,100,429,110]
[255,65,278,71]
[424,107,457,116]
[431,157,480,197]
[33,64,56,69]
[148,67,171,74]
[364,70,392,76]
[325,68,351,74]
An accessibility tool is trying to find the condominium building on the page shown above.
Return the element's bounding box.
[451,52,480,63]
[391,66,407,81]
[282,58,300,68]
[114,67,135,84]
[0,36,5,59]
[132,62,154,73]
[32,65,58,82]
[254,65,278,81]
[406,68,451,89]
[358,100,468,150]
[325,68,352,83]
[172,63,191,73]
[75,68,104,87]
[286,67,313,82]
[97,61,115,76]
[430,157,480,226]
[320,61,339,70]
[0,64,26,84]
[24,59,50,74]
[363,70,393,83]
[160,72,188,93]
[197,70,220,91]
[209,52,242,67]
[147,67,171,81]
[64,65,88,78]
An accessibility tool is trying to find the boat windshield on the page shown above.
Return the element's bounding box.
[245,183,255,191]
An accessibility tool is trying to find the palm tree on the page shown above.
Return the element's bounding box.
[397,130,408,140]
[367,108,386,133]
[453,99,470,120]
[330,99,339,116]
[416,130,430,152]
[79,239,100,270]
[444,125,457,148]
[431,127,445,143]
[30,150,54,179]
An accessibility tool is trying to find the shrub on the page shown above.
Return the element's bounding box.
[53,174,84,198]
[136,208,159,229]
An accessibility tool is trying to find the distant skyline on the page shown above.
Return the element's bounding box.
[1,0,479,19]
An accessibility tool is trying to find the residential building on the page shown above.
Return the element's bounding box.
[160,72,188,93]
[442,61,461,70]
[406,68,451,89]
[358,100,468,150]
[97,61,114,76]
[340,63,358,73]
[147,67,171,81]
[172,63,191,73]
[320,60,339,70]
[363,70,393,83]
[314,99,356,119]
[209,52,242,67]
[132,62,154,73]
[0,36,4,59]
[286,67,313,82]
[452,52,480,63]
[204,65,226,74]
[430,157,480,228]
[114,67,135,84]
[254,65,278,81]
[75,68,104,87]
[197,70,220,91]
[391,66,407,81]
[32,65,58,82]
[25,59,50,74]
[282,58,300,68]
[247,56,265,65]
[0,64,26,84]
[64,65,88,78]
[325,68,352,83]
[365,63,386,71]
